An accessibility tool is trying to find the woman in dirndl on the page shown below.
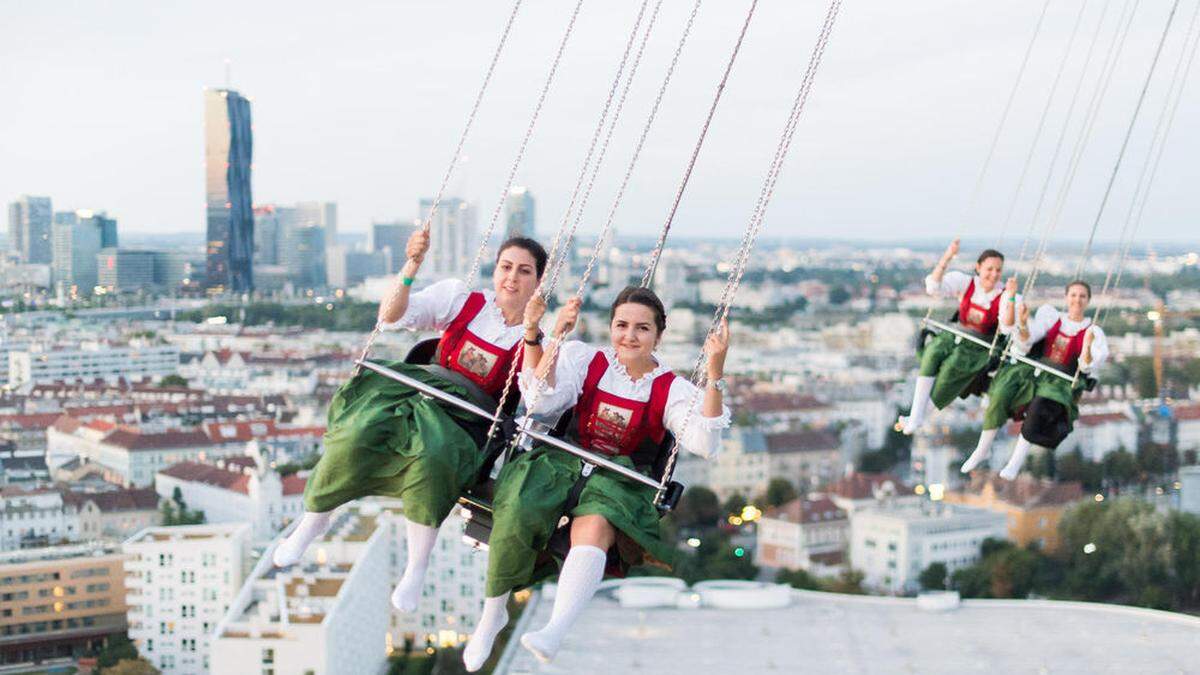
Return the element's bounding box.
[960,280,1108,479]
[273,229,548,615]
[461,286,731,670]
[902,238,1014,434]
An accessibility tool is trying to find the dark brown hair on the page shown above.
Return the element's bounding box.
[610,286,667,334]
[1066,279,1092,299]
[976,249,1005,265]
[497,237,548,278]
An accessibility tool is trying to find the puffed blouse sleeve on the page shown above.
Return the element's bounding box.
[377,278,469,333]
[662,377,731,460]
[518,339,596,420]
[925,270,971,298]
[1080,325,1109,373]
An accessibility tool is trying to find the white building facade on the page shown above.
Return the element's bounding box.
[124,523,250,674]
[8,342,179,386]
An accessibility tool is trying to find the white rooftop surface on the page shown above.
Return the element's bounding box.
[497,580,1200,674]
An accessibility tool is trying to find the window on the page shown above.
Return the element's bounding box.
[262,648,275,665]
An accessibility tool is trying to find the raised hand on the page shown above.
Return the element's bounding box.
[1018,302,1029,327]
[553,297,582,338]
[1005,275,1018,296]
[523,292,547,332]
[406,230,431,264]
[943,238,961,262]
[704,318,731,380]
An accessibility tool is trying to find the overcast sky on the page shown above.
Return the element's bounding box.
[3,0,1197,245]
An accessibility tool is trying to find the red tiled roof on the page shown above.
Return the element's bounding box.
[765,429,840,454]
[61,487,160,512]
[765,497,846,525]
[3,413,69,430]
[825,472,911,500]
[158,461,250,495]
[1076,412,1132,427]
[104,428,214,451]
[957,472,1085,509]
[282,475,307,496]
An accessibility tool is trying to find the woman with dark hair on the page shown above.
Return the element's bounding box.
[960,280,1108,479]
[902,238,1016,434]
[461,286,731,670]
[273,231,549,615]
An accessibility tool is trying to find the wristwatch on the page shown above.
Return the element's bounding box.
[524,330,544,346]
[709,377,728,395]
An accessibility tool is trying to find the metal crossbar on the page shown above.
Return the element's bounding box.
[354,360,663,491]
[1001,351,1079,384]
[922,317,998,352]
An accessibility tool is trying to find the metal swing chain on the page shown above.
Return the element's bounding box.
[660,0,842,495]
[641,0,756,288]
[1075,0,1182,279]
[485,0,668,445]
[463,0,588,290]
[354,0,523,372]
[1099,0,1200,329]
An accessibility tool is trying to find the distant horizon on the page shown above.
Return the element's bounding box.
[4,2,1197,243]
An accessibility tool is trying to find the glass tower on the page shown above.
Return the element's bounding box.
[205,88,254,294]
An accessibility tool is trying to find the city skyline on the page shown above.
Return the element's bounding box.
[2,1,1197,243]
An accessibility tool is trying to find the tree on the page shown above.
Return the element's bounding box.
[826,569,865,595]
[96,634,139,669]
[918,562,948,591]
[777,567,821,590]
[829,285,852,305]
[762,478,798,509]
[722,492,747,519]
[1102,449,1138,487]
[159,374,188,388]
[102,659,160,675]
[674,486,722,530]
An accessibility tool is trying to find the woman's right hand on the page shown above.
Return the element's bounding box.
[942,238,960,263]
[523,292,547,332]
[1005,275,1018,296]
[553,298,582,338]
[406,230,430,264]
[1018,302,1029,329]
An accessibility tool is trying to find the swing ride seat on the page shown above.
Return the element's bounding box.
[917,310,1007,399]
[457,407,684,557]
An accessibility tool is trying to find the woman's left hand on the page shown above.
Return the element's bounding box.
[705,318,731,380]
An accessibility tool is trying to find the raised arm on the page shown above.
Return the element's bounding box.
[378,230,430,326]
[702,318,730,418]
[928,238,960,288]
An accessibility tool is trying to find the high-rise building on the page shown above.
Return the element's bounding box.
[204,88,254,295]
[0,543,128,667]
[124,523,250,674]
[503,187,535,239]
[295,201,337,247]
[420,197,475,279]
[96,248,156,292]
[252,205,281,265]
[51,210,115,294]
[283,225,326,289]
[371,220,416,273]
[7,196,52,264]
[327,247,389,288]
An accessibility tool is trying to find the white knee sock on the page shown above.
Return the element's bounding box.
[960,428,998,473]
[463,593,509,672]
[391,521,439,613]
[272,511,332,567]
[1000,437,1041,480]
[520,545,607,664]
[903,376,936,435]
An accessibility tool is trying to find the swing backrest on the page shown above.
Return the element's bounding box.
[404,338,441,365]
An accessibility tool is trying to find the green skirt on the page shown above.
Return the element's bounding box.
[919,330,994,409]
[303,360,487,527]
[484,446,671,597]
[983,360,1082,430]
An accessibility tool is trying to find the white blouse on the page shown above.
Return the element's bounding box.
[518,341,731,459]
[925,271,1011,305]
[1012,304,1109,374]
[377,278,525,348]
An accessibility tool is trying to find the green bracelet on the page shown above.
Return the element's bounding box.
[402,276,415,287]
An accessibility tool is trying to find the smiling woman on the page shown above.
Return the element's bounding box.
[272,231,549,617]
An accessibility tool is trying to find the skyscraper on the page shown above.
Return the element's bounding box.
[295,201,337,247]
[253,205,281,265]
[52,209,114,293]
[283,225,326,289]
[371,220,417,273]
[7,195,52,264]
[420,197,475,279]
[503,187,535,239]
[204,88,253,294]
